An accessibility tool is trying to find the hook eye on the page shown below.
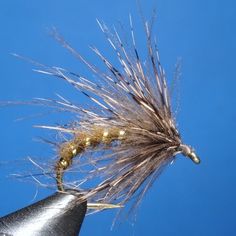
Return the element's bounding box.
[188,152,201,164]
[179,144,200,164]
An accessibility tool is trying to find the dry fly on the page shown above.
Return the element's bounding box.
[14,15,200,211]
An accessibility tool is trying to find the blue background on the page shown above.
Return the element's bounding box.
[0,0,235,235]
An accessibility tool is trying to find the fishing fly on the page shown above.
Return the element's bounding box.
[15,14,200,210]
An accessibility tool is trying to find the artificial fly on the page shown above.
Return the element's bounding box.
[14,15,200,211]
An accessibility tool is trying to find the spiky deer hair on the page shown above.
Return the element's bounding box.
[31,15,200,210]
